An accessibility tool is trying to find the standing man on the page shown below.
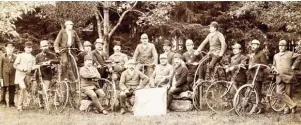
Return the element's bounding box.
[92,38,109,79]
[167,54,189,111]
[35,40,58,107]
[77,41,93,67]
[133,33,158,77]
[119,59,149,114]
[0,42,16,107]
[80,55,108,115]
[196,21,227,81]
[272,40,300,114]
[14,42,37,111]
[182,39,202,90]
[162,40,176,65]
[54,20,84,82]
[108,41,128,87]
[226,43,247,87]
[149,54,174,88]
[248,39,268,114]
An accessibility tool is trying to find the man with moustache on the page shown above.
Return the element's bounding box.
[77,41,93,67]
[119,59,149,114]
[162,40,176,65]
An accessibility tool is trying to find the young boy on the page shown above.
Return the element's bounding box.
[14,42,37,111]
[0,42,17,107]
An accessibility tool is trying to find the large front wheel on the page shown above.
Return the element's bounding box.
[205,81,237,113]
[53,81,69,112]
[233,84,259,116]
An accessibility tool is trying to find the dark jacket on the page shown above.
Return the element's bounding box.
[54,29,84,53]
[172,64,189,88]
[230,54,247,83]
[248,50,268,82]
[36,51,57,80]
[92,50,108,66]
[183,50,202,75]
[0,54,16,86]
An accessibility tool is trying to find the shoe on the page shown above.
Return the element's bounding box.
[9,104,16,108]
[291,107,296,114]
[101,110,108,115]
[283,107,290,114]
[120,108,126,114]
[17,107,23,112]
[0,101,6,106]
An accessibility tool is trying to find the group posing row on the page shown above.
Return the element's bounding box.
[0,21,299,115]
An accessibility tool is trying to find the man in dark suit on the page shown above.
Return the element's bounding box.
[92,38,109,79]
[54,20,84,81]
[248,39,268,114]
[0,42,16,107]
[77,41,93,67]
[162,40,175,65]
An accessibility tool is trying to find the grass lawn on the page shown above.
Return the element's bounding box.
[1,106,301,125]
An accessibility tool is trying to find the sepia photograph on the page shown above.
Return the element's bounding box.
[0,1,301,125]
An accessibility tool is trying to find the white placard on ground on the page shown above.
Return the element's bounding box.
[134,87,167,116]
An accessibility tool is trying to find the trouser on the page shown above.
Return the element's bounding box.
[84,88,105,112]
[119,90,135,109]
[199,55,221,80]
[38,80,50,105]
[276,82,296,109]
[137,64,154,77]
[0,85,16,106]
[187,74,195,91]
[61,52,76,82]
[254,81,264,109]
[167,87,187,109]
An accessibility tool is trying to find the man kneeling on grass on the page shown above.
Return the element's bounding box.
[119,59,149,114]
[80,55,108,115]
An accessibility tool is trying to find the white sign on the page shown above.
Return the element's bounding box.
[134,87,167,116]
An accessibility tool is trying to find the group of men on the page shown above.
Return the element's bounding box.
[0,20,300,116]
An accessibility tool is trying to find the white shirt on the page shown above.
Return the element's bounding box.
[66,30,72,47]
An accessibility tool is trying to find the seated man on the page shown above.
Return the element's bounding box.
[167,54,189,111]
[108,41,128,88]
[79,55,108,115]
[162,40,175,65]
[119,59,149,114]
[150,54,173,88]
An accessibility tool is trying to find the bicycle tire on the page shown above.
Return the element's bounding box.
[268,82,286,112]
[100,78,117,111]
[40,81,50,114]
[205,81,237,113]
[54,81,69,112]
[233,84,259,116]
[192,81,212,111]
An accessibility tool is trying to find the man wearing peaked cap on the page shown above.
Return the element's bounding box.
[150,53,173,88]
[79,55,108,115]
[0,41,17,108]
[167,52,189,111]
[162,40,176,65]
[273,40,301,114]
[109,40,129,85]
[77,41,93,67]
[227,43,247,87]
[196,21,227,82]
[54,20,84,82]
[247,39,268,114]
[182,39,202,91]
[119,58,149,114]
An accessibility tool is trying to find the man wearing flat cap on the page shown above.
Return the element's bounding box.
[196,21,227,81]
[54,20,84,81]
[108,40,128,86]
[272,40,301,114]
[182,39,202,90]
[119,59,149,114]
[0,42,17,107]
[77,41,93,67]
[79,55,108,115]
[133,33,158,77]
[149,54,174,88]
[226,43,247,87]
[162,40,176,65]
[167,53,189,111]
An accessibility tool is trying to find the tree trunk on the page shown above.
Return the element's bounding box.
[95,11,103,39]
[103,1,110,53]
